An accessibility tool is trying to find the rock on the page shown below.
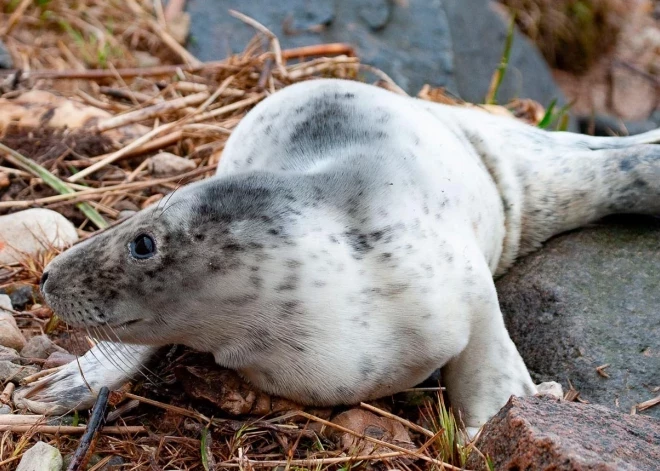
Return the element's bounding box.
[0,298,27,350]
[186,0,456,94]
[0,208,78,265]
[118,210,137,220]
[0,345,20,363]
[185,0,574,129]
[16,441,63,471]
[0,405,11,414]
[0,40,13,69]
[359,0,392,31]
[0,294,11,311]
[43,351,76,369]
[0,284,38,310]
[149,152,196,177]
[497,216,660,418]
[466,395,660,471]
[443,0,573,118]
[21,335,68,360]
[326,409,414,455]
[0,360,38,383]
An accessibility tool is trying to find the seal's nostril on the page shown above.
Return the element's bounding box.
[40,271,49,288]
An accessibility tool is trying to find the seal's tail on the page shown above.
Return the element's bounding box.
[513,129,660,263]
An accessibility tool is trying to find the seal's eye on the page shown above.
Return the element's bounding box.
[130,234,156,260]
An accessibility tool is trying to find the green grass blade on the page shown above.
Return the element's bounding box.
[485,14,516,105]
[537,99,557,129]
[0,142,107,229]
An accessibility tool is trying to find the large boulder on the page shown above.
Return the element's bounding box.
[466,395,660,470]
[497,216,660,419]
[186,0,572,120]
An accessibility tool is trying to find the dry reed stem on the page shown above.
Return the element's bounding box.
[94,91,209,132]
[295,411,469,471]
[0,425,145,434]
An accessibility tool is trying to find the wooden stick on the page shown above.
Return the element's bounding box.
[0,425,145,434]
[0,383,15,404]
[282,43,355,59]
[94,91,209,132]
[124,392,211,423]
[0,43,356,80]
[217,451,414,468]
[0,414,45,426]
[637,395,660,412]
[67,387,110,471]
[0,165,215,209]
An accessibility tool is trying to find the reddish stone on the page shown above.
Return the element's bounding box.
[466,395,660,471]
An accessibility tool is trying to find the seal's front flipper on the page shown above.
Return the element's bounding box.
[14,342,157,415]
[440,268,536,436]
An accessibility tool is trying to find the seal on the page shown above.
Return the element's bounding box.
[14,79,660,434]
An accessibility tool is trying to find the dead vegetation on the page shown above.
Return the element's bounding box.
[0,1,565,469]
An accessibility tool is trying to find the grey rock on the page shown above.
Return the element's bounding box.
[0,404,11,414]
[443,0,573,119]
[16,441,63,471]
[0,345,20,363]
[186,0,456,95]
[0,300,27,350]
[497,216,660,418]
[186,0,575,130]
[0,284,37,311]
[0,360,38,383]
[21,335,68,360]
[0,40,12,69]
[359,0,393,31]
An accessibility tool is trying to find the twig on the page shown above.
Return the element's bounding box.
[94,91,209,132]
[0,142,107,229]
[0,0,31,36]
[229,10,288,78]
[295,411,467,470]
[359,402,435,438]
[124,392,211,423]
[282,43,355,59]
[0,425,145,433]
[67,386,110,471]
[637,395,660,412]
[0,382,15,404]
[218,451,416,468]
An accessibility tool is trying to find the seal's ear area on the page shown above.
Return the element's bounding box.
[129,233,157,260]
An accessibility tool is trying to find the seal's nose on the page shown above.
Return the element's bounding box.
[40,271,49,291]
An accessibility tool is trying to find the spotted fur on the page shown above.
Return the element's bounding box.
[14,79,660,433]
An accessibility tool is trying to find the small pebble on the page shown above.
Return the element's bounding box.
[21,335,68,360]
[0,345,20,363]
[0,296,27,350]
[16,441,63,471]
[0,284,37,311]
[149,152,196,177]
[0,360,39,383]
[0,208,78,265]
[0,39,12,69]
[0,404,11,414]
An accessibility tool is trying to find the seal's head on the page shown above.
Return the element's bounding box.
[39,174,302,351]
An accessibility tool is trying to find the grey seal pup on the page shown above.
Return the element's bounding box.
[14,79,660,435]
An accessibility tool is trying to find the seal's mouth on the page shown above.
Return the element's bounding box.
[111,318,143,328]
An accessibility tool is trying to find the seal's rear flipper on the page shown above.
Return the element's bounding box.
[13,342,157,415]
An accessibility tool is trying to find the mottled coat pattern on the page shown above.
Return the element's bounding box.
[15,79,660,433]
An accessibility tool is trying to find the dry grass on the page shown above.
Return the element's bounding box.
[0,1,554,469]
[499,0,630,74]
